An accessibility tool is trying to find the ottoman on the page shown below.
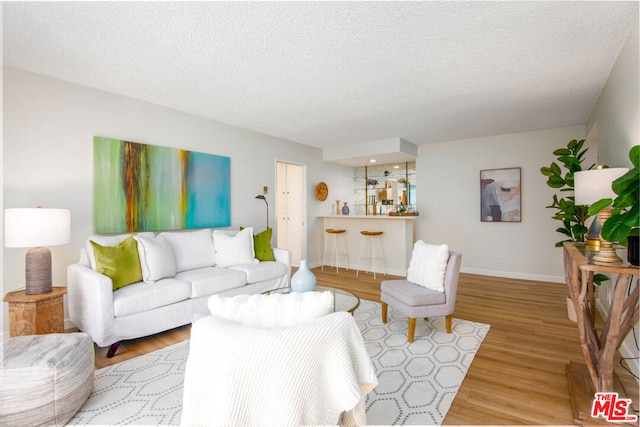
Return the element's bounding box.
[0,332,94,426]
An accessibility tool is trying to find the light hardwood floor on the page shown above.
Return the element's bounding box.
[91,268,639,425]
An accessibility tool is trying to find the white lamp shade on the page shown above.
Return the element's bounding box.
[574,168,628,206]
[4,208,71,248]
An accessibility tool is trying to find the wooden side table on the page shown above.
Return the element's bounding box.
[3,286,67,337]
[563,242,639,425]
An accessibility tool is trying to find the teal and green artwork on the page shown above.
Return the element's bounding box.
[94,136,231,233]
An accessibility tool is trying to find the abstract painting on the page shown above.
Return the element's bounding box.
[480,167,521,222]
[94,136,230,233]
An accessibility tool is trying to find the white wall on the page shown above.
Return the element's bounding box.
[587,17,639,168]
[586,18,639,380]
[416,126,589,283]
[2,67,353,335]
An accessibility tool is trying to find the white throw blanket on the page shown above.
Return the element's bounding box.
[181,311,378,426]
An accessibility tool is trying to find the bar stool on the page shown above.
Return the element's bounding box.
[322,229,349,273]
[357,231,385,279]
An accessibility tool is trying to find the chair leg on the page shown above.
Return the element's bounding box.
[381,302,388,323]
[408,317,416,343]
[446,314,453,333]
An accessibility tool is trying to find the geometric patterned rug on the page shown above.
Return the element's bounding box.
[357,300,490,425]
[68,299,489,426]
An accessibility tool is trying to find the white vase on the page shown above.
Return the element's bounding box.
[291,259,316,292]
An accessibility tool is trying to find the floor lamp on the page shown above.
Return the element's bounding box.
[574,167,628,264]
[4,207,71,294]
[255,195,269,229]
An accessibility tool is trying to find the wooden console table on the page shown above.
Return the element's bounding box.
[563,242,639,425]
[3,286,67,337]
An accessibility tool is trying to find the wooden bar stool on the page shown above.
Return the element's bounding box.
[322,229,349,273]
[356,231,385,279]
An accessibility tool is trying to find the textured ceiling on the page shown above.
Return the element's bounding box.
[3,2,638,156]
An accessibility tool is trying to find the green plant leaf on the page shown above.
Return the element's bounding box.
[571,224,588,236]
[550,162,561,176]
[553,148,572,156]
[571,139,585,153]
[547,176,565,188]
[540,166,553,176]
[588,198,613,216]
[630,145,639,169]
[593,274,609,286]
[601,215,630,244]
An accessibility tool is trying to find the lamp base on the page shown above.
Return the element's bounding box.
[592,245,623,265]
[25,247,52,295]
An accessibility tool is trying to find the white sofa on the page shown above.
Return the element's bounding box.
[67,227,291,356]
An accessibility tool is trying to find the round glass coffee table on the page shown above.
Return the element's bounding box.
[263,285,360,314]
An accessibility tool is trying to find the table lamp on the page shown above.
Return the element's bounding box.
[574,167,628,264]
[4,207,71,294]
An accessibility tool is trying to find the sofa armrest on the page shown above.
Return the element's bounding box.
[67,263,117,347]
[272,248,292,283]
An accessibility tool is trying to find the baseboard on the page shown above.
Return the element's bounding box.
[307,261,406,277]
[461,267,564,284]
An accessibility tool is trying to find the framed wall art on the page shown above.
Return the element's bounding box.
[480,167,521,222]
[94,136,231,233]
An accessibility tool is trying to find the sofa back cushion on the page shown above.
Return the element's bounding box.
[159,228,215,273]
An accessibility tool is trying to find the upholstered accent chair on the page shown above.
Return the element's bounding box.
[381,246,462,342]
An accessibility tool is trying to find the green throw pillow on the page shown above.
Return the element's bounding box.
[240,227,276,262]
[90,235,143,290]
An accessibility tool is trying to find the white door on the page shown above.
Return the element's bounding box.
[276,162,305,266]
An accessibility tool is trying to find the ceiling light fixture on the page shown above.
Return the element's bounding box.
[369,159,377,163]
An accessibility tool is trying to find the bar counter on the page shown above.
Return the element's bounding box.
[318,215,417,276]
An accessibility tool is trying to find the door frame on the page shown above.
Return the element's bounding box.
[275,159,307,266]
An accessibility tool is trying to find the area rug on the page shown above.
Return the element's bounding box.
[68,299,489,426]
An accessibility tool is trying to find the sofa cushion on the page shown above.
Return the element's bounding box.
[207,291,334,327]
[213,227,255,268]
[381,280,446,306]
[229,261,287,284]
[90,236,143,291]
[160,229,215,273]
[406,241,449,292]
[86,232,155,270]
[134,234,177,283]
[113,278,192,318]
[175,267,247,299]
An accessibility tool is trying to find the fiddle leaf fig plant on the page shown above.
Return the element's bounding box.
[588,145,640,246]
[540,139,595,247]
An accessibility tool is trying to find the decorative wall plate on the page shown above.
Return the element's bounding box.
[315,182,328,201]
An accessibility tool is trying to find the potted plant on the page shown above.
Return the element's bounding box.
[541,139,608,320]
[588,145,639,265]
[540,139,595,247]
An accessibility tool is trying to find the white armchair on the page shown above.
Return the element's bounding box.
[181,293,378,426]
[381,241,462,342]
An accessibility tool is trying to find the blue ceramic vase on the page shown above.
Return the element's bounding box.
[291,259,316,292]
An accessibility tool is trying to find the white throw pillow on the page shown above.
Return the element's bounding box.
[134,234,177,283]
[159,229,216,273]
[212,227,255,268]
[407,240,449,292]
[207,291,334,327]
